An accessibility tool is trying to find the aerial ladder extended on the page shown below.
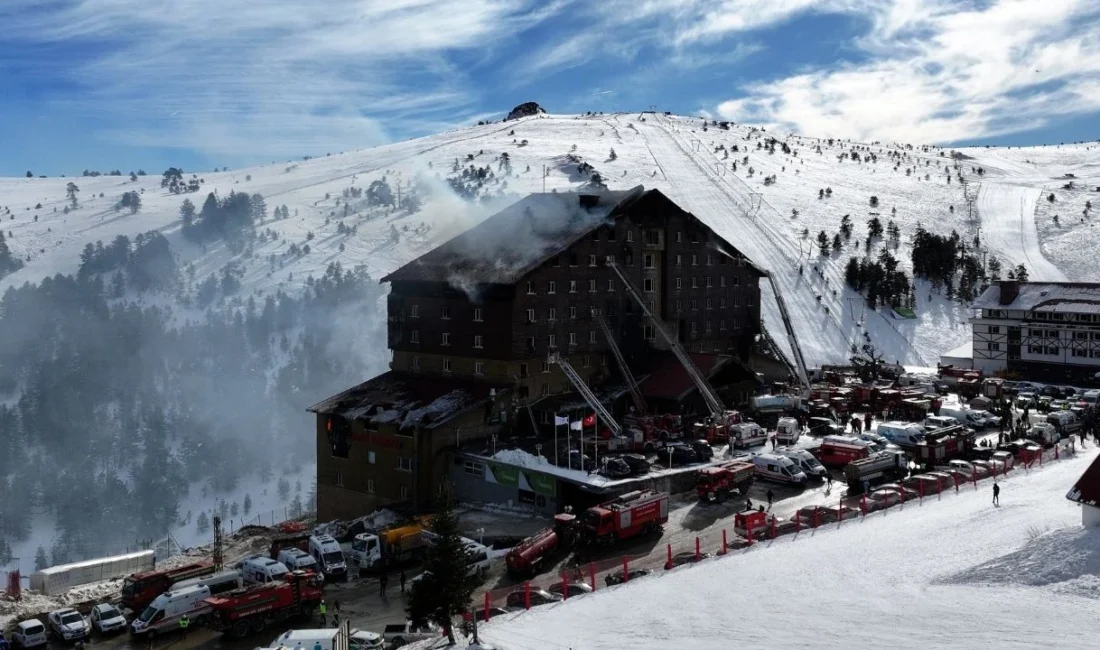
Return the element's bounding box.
[547,352,621,437]
[606,260,728,420]
[591,308,648,415]
[762,271,811,396]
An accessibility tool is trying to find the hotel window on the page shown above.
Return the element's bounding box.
[706,276,712,288]
[473,307,483,322]
[626,230,633,243]
[589,279,597,292]
[706,298,712,310]
[675,300,682,311]
[720,298,727,308]
[691,299,698,310]
[692,254,698,266]
[526,337,535,353]
[676,254,682,267]
[548,281,556,294]
[720,319,726,330]
[410,330,420,343]
[335,471,344,487]
[569,280,577,293]
[569,332,578,346]
[676,231,683,243]
[989,342,1000,351]
[720,276,726,288]
[644,254,654,268]
[367,480,375,494]
[396,456,413,471]
[368,451,376,464]
[589,254,597,267]
[733,276,741,286]
[442,358,452,372]
[542,384,551,396]
[541,361,551,374]
[441,305,450,319]
[675,277,682,289]
[690,322,698,334]
[589,330,597,344]
[644,278,654,292]
[526,281,535,295]
[608,228,616,241]
[464,460,484,477]
[410,304,419,318]
[549,334,557,348]
[553,255,561,267]
[411,355,420,370]
[705,321,712,333]
[643,325,655,340]
[988,325,1001,334]
[548,307,557,321]
[692,277,699,289]
[527,308,536,323]
[441,332,451,346]
[475,362,484,375]
[520,362,529,378]
[583,355,591,367]
[400,486,409,499]
[608,279,615,292]
[707,254,713,266]
[474,335,483,349]
[570,306,577,319]
[568,253,578,267]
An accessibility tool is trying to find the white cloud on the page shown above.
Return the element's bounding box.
[715,0,1100,143]
[0,0,553,160]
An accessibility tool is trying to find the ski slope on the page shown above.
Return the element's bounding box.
[479,450,1100,650]
[0,113,1095,367]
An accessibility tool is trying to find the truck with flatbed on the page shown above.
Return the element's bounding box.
[695,461,754,502]
[204,570,323,639]
[348,517,432,572]
[382,621,440,648]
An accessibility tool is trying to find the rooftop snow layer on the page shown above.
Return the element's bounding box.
[972,282,1100,314]
[381,188,642,285]
[307,370,505,430]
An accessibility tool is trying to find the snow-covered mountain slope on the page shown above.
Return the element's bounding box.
[1,114,1096,367]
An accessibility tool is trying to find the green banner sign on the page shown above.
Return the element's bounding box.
[524,471,556,497]
[487,462,519,487]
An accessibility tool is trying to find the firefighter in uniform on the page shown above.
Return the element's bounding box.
[179,614,190,636]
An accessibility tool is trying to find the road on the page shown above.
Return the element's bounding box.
[977,182,1067,282]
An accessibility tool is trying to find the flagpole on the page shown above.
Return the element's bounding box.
[554,418,559,466]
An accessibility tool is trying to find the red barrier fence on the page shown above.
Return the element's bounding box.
[475,441,1077,620]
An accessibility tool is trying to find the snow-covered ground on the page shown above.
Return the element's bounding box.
[479,448,1100,649]
[2,113,1094,372]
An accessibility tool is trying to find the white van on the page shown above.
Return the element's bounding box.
[877,422,926,448]
[240,556,290,585]
[269,628,384,650]
[277,548,321,574]
[170,570,243,595]
[730,422,767,449]
[462,541,491,578]
[130,585,212,637]
[776,447,827,479]
[308,534,348,581]
[923,415,958,431]
[941,407,996,429]
[752,453,808,485]
[13,619,48,649]
[775,417,801,445]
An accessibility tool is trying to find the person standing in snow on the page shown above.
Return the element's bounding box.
[993,482,1000,506]
[766,489,774,510]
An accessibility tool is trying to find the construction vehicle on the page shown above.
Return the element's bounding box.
[204,570,323,639]
[606,260,744,441]
[696,461,754,502]
[349,517,433,572]
[580,490,669,545]
[268,531,311,559]
[120,561,215,615]
[843,450,908,492]
[504,512,578,577]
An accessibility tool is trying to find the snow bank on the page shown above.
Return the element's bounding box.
[481,450,1100,649]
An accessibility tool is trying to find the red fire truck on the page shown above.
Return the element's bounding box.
[204,570,323,639]
[121,562,215,614]
[504,513,578,577]
[696,461,755,503]
[581,490,669,545]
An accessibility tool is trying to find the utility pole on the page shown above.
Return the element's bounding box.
[542,165,547,193]
[212,515,224,571]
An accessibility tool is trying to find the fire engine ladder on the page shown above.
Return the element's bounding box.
[763,271,811,396]
[548,352,621,436]
[591,308,648,415]
[607,261,726,417]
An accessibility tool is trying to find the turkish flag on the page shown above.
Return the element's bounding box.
[583,413,596,428]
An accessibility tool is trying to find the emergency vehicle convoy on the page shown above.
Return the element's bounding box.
[120,561,216,614]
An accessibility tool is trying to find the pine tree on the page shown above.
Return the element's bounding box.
[35,545,48,570]
[66,182,80,208]
[243,493,253,516]
[816,231,829,254]
[277,477,291,501]
[406,489,475,644]
[196,511,210,534]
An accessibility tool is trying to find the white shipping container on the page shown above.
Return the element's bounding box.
[29,550,155,596]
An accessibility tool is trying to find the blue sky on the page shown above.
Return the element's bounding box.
[2,0,1099,177]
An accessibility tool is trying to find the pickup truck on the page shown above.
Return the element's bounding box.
[382,621,439,648]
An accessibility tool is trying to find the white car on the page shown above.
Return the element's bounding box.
[48,608,90,642]
[90,603,127,635]
[12,620,47,649]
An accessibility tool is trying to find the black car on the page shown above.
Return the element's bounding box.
[663,443,698,465]
[617,453,651,475]
[689,439,714,461]
[599,457,632,479]
[807,416,837,436]
[605,569,650,586]
[666,551,715,569]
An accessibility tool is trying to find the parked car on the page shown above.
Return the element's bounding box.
[666,551,715,569]
[598,457,631,479]
[0,630,9,650]
[12,621,47,649]
[662,443,698,465]
[505,589,562,608]
[48,608,90,642]
[689,439,715,461]
[547,581,594,598]
[616,453,651,475]
[605,569,650,587]
[89,603,127,635]
[482,606,519,621]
